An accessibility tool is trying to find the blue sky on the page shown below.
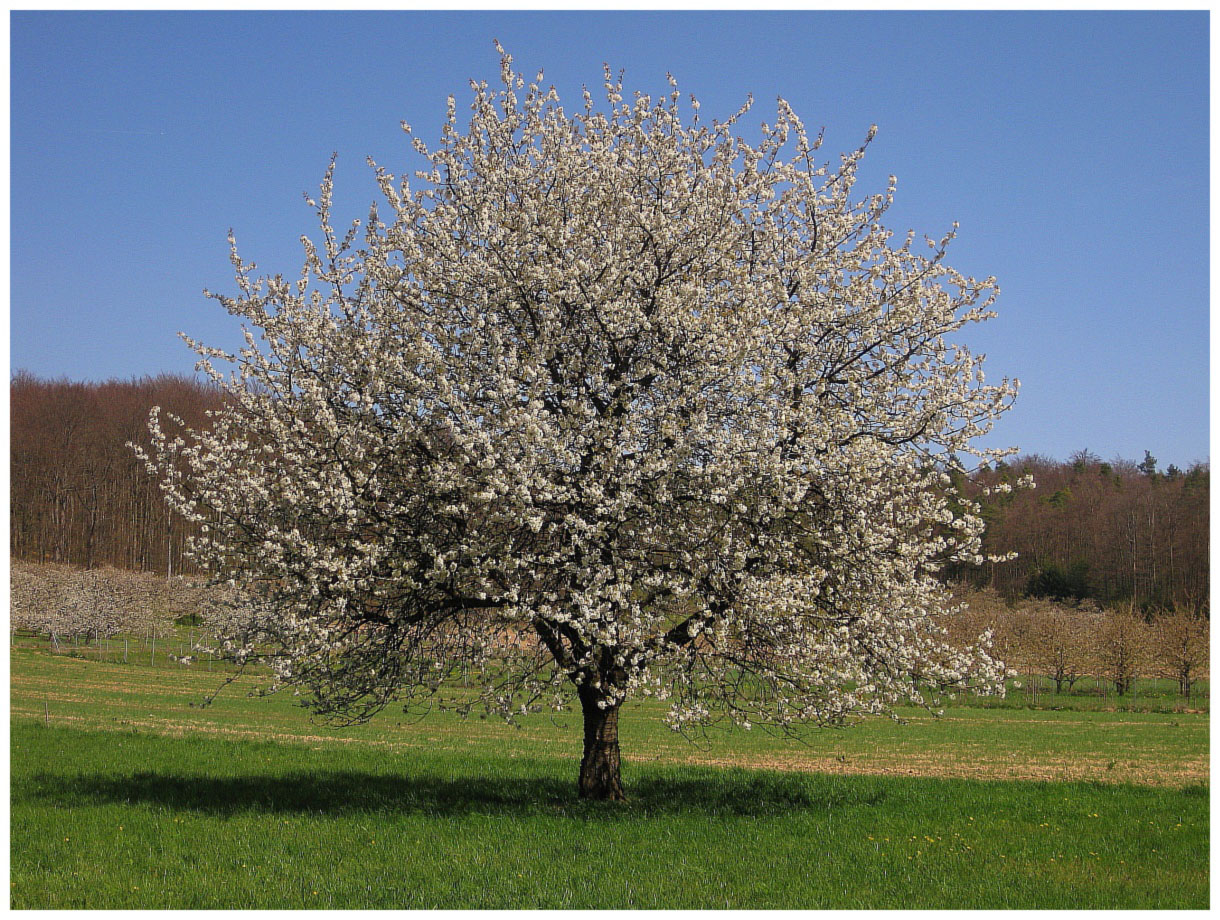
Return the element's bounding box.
[10,10,1210,468]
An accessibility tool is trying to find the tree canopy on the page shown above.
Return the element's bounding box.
[141,46,1018,799]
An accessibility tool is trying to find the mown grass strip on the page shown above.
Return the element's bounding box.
[12,647,1208,787]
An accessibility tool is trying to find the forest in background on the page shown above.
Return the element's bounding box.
[9,373,1210,611]
[10,372,224,576]
[948,451,1209,610]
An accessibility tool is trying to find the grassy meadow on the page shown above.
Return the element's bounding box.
[10,638,1210,909]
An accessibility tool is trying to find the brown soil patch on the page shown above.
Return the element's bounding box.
[674,751,1209,786]
[12,707,413,751]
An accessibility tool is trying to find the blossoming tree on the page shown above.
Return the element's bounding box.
[141,47,1018,799]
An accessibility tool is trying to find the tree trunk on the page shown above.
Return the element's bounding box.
[578,689,625,801]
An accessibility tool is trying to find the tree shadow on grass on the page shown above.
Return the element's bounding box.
[24,767,888,819]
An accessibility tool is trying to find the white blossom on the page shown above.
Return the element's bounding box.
[138,47,1013,746]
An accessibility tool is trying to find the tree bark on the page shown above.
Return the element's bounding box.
[578,688,625,801]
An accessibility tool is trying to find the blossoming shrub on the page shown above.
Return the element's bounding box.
[11,560,182,640]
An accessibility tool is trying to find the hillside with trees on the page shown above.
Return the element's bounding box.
[10,372,224,575]
[948,451,1209,610]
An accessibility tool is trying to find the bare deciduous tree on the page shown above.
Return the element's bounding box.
[1090,604,1153,697]
[1151,602,1209,698]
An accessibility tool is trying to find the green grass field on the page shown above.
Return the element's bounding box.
[10,642,1210,908]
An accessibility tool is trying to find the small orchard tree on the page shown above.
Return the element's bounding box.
[140,47,1018,799]
[1151,602,1209,698]
[1091,604,1153,697]
[1031,600,1097,694]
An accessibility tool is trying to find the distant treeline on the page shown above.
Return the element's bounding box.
[948,451,1209,610]
[9,374,1210,608]
[10,372,225,575]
